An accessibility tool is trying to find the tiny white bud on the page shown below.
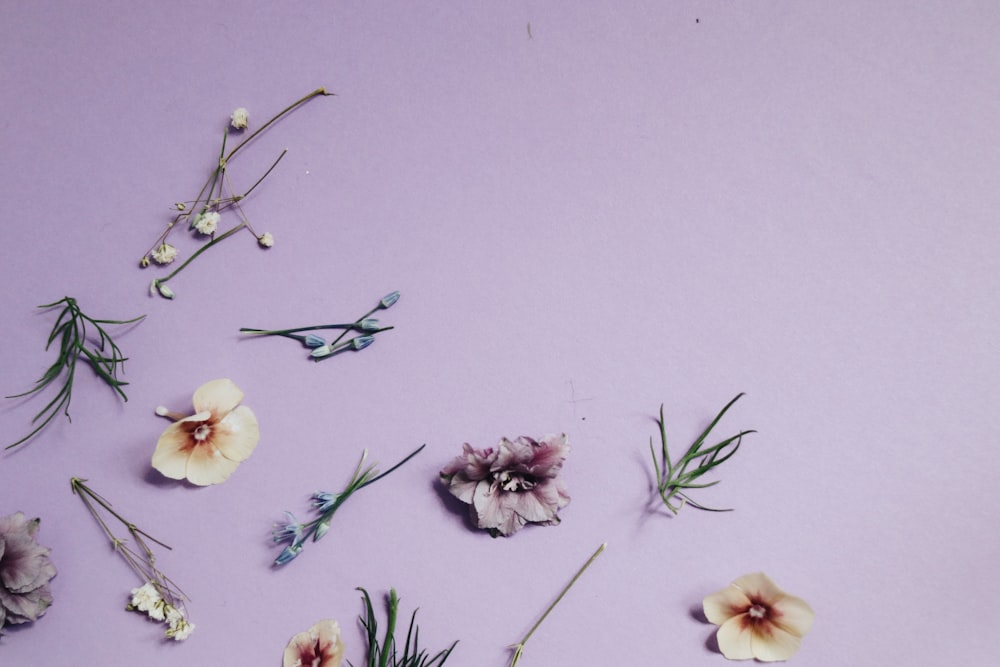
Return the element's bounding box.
[258,232,274,248]
[155,406,169,417]
[230,107,249,130]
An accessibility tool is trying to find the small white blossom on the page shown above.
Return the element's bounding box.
[258,232,274,248]
[194,211,220,235]
[129,582,161,613]
[230,107,249,130]
[152,243,178,265]
[166,611,195,641]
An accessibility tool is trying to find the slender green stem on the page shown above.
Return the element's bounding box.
[158,222,246,284]
[225,88,332,161]
[510,543,607,667]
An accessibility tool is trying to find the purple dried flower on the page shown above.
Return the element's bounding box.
[0,512,56,635]
[440,434,570,537]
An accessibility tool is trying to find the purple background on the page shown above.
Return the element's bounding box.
[1,2,998,665]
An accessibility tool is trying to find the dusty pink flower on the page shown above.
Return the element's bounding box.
[703,572,815,662]
[152,378,260,486]
[0,512,56,634]
[283,619,345,667]
[440,434,570,537]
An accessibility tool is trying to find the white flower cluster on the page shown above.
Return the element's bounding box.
[127,582,195,641]
[193,211,220,235]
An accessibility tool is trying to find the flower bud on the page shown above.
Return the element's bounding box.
[303,334,327,348]
[157,283,176,299]
[359,318,380,331]
[379,291,400,309]
[309,345,334,359]
[274,544,302,566]
[313,519,332,541]
[351,336,375,351]
[230,107,249,130]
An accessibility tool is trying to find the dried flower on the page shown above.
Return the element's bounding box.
[241,291,399,363]
[0,512,56,635]
[272,446,424,565]
[440,434,570,537]
[141,88,333,299]
[152,378,260,486]
[357,588,457,667]
[283,619,345,667]
[5,297,144,450]
[151,243,178,265]
[193,211,220,235]
[71,478,193,640]
[703,572,815,662]
[230,107,249,130]
[649,393,754,514]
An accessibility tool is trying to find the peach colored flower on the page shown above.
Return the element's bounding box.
[703,572,815,662]
[283,619,344,667]
[152,379,259,486]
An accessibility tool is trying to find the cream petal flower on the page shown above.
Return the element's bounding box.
[151,379,260,486]
[283,619,345,667]
[703,572,815,662]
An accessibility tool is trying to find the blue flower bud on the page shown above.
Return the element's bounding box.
[313,519,332,541]
[379,291,400,309]
[274,544,303,566]
[310,345,334,358]
[351,335,375,351]
[303,333,327,348]
[359,318,380,331]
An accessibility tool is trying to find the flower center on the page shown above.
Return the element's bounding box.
[748,603,768,620]
[496,470,536,492]
[193,424,212,441]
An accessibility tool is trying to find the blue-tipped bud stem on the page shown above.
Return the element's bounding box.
[351,335,375,351]
[379,291,400,309]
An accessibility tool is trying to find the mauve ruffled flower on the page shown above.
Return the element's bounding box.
[0,512,56,635]
[440,434,570,537]
[703,572,815,662]
[283,619,345,667]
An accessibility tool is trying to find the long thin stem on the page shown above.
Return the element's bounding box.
[509,543,607,666]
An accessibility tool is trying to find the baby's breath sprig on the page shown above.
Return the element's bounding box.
[508,543,606,667]
[241,290,400,362]
[5,297,144,450]
[272,443,424,566]
[142,87,333,299]
[70,477,194,640]
[356,587,458,667]
[649,393,755,514]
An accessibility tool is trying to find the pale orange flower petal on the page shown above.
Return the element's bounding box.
[731,572,785,605]
[283,619,344,667]
[212,406,260,462]
[151,423,193,480]
[192,378,244,416]
[703,584,751,625]
[770,593,815,637]
[751,623,804,662]
[185,442,240,486]
[716,615,755,660]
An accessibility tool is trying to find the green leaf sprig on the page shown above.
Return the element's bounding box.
[241,290,400,362]
[649,393,755,513]
[355,587,457,667]
[143,87,334,300]
[272,443,424,565]
[5,297,144,450]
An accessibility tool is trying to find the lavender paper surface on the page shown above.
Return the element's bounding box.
[1,2,998,665]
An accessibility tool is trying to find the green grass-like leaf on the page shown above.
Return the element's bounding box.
[353,588,457,667]
[5,297,144,450]
[649,393,755,513]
